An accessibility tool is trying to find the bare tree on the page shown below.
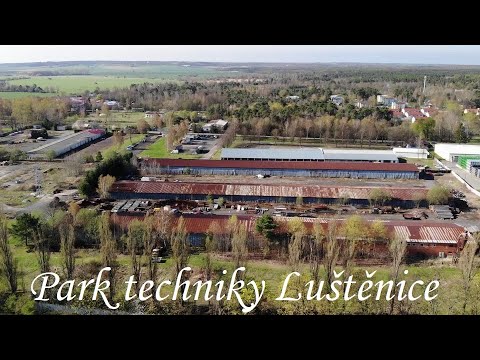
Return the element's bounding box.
[99,212,118,301]
[288,218,306,272]
[112,131,124,149]
[459,236,480,314]
[323,221,341,292]
[310,219,324,283]
[59,218,76,279]
[97,174,116,199]
[0,213,18,293]
[171,217,189,279]
[143,215,158,282]
[127,220,145,291]
[340,215,364,285]
[231,222,248,270]
[33,224,51,273]
[389,234,407,315]
[203,235,215,281]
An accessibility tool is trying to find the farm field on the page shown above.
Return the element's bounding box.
[5,76,168,95]
[0,62,233,78]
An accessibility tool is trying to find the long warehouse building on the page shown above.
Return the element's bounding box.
[141,159,419,179]
[110,180,428,207]
[220,147,400,163]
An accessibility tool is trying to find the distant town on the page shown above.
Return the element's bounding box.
[0,61,480,315]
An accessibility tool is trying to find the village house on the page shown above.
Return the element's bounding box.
[402,108,425,123]
[144,111,160,119]
[202,119,228,133]
[377,94,396,106]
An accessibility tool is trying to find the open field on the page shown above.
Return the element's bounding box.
[0,92,57,99]
[5,76,168,95]
[0,62,234,79]
[139,137,202,159]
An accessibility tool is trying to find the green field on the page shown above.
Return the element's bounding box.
[5,76,168,95]
[102,134,146,159]
[0,92,57,99]
[139,137,201,159]
[0,62,232,79]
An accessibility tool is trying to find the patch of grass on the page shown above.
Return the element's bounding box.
[469,136,480,144]
[211,148,222,160]
[0,92,57,99]
[0,190,37,207]
[102,134,146,159]
[405,157,435,167]
[139,137,201,159]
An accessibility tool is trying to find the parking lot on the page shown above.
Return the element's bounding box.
[179,133,220,155]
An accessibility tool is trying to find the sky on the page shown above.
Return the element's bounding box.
[0,45,479,65]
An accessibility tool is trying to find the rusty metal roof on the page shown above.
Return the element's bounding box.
[110,213,465,244]
[142,158,419,172]
[111,180,428,201]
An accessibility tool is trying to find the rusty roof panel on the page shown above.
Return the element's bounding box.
[111,181,428,201]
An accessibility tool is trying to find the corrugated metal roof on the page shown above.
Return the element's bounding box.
[111,181,428,200]
[111,213,465,244]
[221,148,325,160]
[323,149,399,162]
[142,159,418,172]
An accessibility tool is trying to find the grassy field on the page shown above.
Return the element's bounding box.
[5,76,168,95]
[0,62,232,79]
[0,189,38,207]
[102,134,146,159]
[2,239,478,315]
[139,137,202,159]
[0,92,57,99]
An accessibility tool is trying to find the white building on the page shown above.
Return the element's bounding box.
[330,95,344,106]
[377,94,396,106]
[202,119,228,133]
[434,143,480,162]
[393,147,429,159]
[391,101,407,110]
[144,111,160,118]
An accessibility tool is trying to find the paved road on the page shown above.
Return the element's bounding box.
[202,142,221,159]
[440,159,480,191]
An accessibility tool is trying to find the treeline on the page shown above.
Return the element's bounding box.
[0,81,55,94]
[0,97,70,130]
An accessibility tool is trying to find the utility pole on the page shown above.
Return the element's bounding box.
[35,165,42,196]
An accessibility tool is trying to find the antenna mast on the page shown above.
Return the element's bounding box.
[423,76,427,94]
